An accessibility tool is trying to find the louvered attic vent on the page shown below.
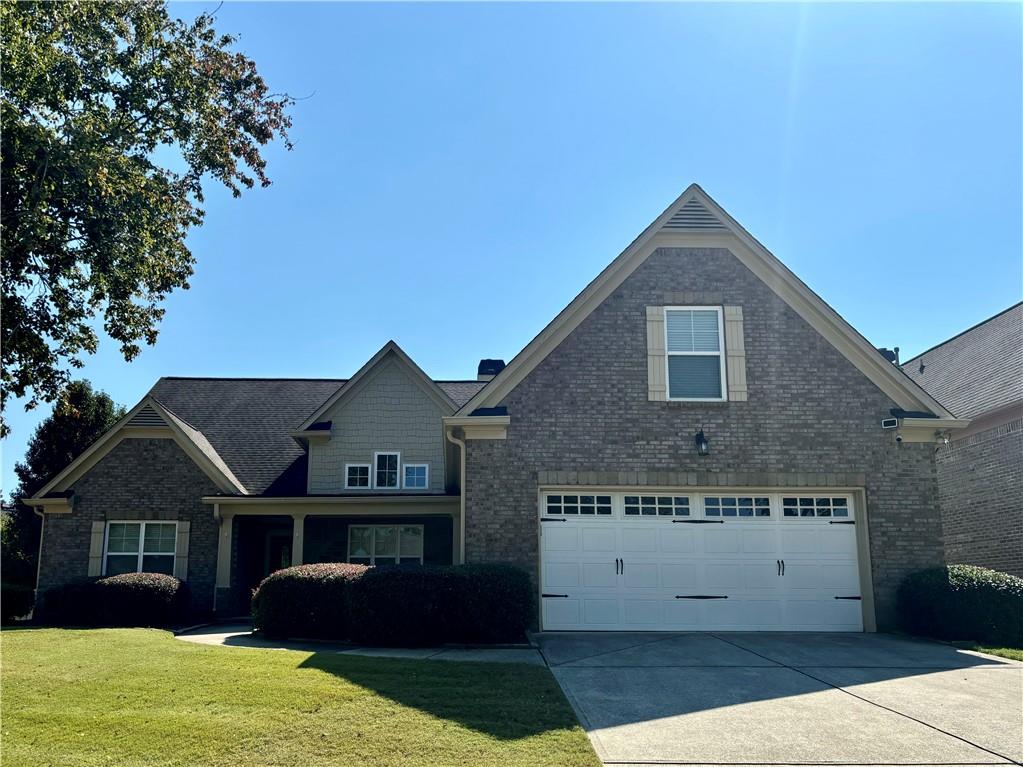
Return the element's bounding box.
[662,198,727,231]
[127,404,165,427]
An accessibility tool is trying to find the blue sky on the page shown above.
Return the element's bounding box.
[4,2,1021,493]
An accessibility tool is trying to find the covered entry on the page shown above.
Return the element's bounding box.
[539,489,869,632]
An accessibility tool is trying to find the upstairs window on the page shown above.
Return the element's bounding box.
[104,521,177,575]
[403,464,429,489]
[665,307,726,401]
[374,452,400,489]
[345,464,370,489]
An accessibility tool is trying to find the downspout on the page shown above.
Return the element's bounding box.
[33,508,45,598]
[445,428,466,564]
[212,502,220,613]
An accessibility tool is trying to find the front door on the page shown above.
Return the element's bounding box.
[264,531,292,576]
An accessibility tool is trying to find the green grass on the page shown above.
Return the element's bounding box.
[974,645,1023,662]
[1,628,598,767]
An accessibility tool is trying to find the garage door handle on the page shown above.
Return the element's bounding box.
[673,519,724,524]
[781,559,785,576]
[542,593,569,598]
[615,558,620,575]
[675,595,728,599]
[834,596,861,600]
[777,559,781,576]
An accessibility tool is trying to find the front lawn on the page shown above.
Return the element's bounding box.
[975,645,1023,662]
[1,628,598,767]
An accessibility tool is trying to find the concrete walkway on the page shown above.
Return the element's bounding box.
[537,631,1023,767]
[175,622,545,665]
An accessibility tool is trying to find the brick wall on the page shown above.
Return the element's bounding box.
[37,438,221,615]
[464,247,943,630]
[936,418,1022,577]
[308,357,448,493]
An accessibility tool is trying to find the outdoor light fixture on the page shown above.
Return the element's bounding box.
[694,429,709,457]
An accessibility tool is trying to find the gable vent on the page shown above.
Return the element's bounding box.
[127,404,165,428]
[662,198,727,231]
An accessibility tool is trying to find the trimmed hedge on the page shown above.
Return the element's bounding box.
[37,573,189,627]
[251,563,534,646]
[251,563,368,639]
[898,564,1023,646]
[1,581,35,623]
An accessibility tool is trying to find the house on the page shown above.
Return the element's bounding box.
[24,185,969,633]
[901,303,1022,578]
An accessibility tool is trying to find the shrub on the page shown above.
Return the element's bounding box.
[37,573,188,627]
[898,564,1023,646]
[1,581,35,623]
[349,566,463,647]
[349,564,533,646]
[251,563,368,639]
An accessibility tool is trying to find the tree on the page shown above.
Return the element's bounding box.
[1,1,293,434]
[3,380,125,586]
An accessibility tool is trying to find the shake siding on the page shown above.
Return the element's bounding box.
[308,357,447,494]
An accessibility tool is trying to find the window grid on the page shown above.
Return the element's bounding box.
[104,521,177,576]
[782,496,850,518]
[664,306,727,402]
[373,452,400,489]
[348,524,424,566]
[403,464,429,489]
[545,494,613,516]
[623,495,691,517]
[345,464,370,489]
[703,496,772,518]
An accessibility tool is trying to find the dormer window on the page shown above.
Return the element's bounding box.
[403,464,428,489]
[374,452,400,489]
[345,464,370,489]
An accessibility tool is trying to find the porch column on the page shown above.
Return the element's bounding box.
[215,511,234,589]
[291,512,306,566]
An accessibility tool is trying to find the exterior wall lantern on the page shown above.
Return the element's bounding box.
[694,429,710,456]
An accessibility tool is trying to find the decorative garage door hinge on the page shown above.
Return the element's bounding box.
[834,596,862,600]
[829,520,856,525]
[674,595,729,599]
[672,519,725,524]
[541,593,569,598]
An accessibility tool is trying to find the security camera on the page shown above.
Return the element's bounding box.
[895,433,903,443]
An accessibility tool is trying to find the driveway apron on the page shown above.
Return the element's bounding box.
[538,631,1023,766]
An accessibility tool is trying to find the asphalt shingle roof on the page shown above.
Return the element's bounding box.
[901,303,1022,420]
[148,377,487,495]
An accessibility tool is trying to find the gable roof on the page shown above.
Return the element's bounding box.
[297,341,459,431]
[901,302,1022,419]
[456,184,957,420]
[31,396,247,499]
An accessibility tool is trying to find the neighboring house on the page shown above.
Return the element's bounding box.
[902,303,1022,578]
[25,185,969,633]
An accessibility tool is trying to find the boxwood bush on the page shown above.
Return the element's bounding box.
[251,563,368,639]
[251,563,533,646]
[898,564,1023,646]
[37,572,189,627]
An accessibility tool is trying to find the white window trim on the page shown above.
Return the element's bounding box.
[402,463,429,490]
[102,520,178,575]
[372,451,401,489]
[347,524,425,565]
[664,306,728,402]
[344,463,371,489]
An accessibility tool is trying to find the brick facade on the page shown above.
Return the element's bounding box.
[936,418,1023,577]
[37,438,221,615]
[464,247,944,630]
[308,357,448,493]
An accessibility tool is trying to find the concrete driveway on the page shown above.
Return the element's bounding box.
[537,632,1022,766]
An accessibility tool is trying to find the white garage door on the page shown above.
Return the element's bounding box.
[540,490,864,632]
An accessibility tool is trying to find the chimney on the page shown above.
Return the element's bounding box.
[477,359,506,382]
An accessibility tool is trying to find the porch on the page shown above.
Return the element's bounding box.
[207,496,460,614]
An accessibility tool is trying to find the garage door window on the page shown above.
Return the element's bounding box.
[782,497,850,518]
[704,496,771,517]
[623,495,691,517]
[545,494,613,516]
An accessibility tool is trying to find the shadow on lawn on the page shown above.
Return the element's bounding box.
[297,651,580,740]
